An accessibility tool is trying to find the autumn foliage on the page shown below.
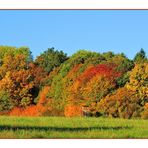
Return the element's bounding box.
[0,46,147,119]
[9,106,39,116]
[97,87,141,118]
[64,104,82,117]
[141,103,148,119]
[9,86,51,116]
[78,63,120,82]
[98,63,148,118]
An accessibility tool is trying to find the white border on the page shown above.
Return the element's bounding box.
[0,139,148,148]
[0,0,148,9]
[0,0,148,147]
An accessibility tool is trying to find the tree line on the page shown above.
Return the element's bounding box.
[0,46,147,119]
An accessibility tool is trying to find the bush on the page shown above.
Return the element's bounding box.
[0,90,13,112]
[64,104,82,117]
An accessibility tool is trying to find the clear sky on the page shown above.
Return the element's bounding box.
[0,10,148,59]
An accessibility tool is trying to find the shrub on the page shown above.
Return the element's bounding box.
[64,104,82,117]
[0,90,13,112]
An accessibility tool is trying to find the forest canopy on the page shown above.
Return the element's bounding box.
[0,46,147,119]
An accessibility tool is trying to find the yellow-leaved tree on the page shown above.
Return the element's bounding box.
[126,63,148,105]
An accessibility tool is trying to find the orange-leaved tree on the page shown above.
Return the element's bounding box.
[97,87,142,118]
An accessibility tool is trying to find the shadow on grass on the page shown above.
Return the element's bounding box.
[0,125,132,132]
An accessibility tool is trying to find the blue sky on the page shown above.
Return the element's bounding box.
[0,10,148,59]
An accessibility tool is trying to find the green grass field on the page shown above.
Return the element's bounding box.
[0,116,147,138]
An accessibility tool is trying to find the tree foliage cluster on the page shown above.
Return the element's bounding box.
[0,46,147,119]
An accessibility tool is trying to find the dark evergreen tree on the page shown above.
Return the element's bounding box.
[133,48,147,63]
[35,47,68,73]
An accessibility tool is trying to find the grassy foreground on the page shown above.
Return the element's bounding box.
[0,116,147,138]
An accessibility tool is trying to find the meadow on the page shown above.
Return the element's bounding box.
[0,116,147,138]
